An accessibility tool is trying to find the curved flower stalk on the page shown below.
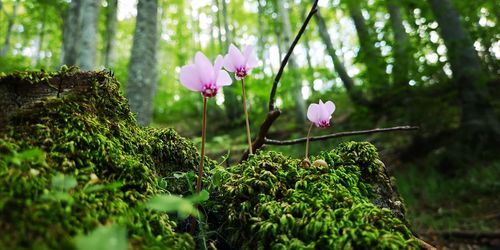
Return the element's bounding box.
[180,51,232,193]
[223,44,258,155]
[303,100,336,166]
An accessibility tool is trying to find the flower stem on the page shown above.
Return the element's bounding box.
[196,97,207,193]
[305,123,313,160]
[241,78,253,155]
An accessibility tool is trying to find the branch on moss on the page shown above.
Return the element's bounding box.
[241,1,319,162]
[264,126,419,146]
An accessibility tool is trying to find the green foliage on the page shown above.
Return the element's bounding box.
[0,69,196,249]
[74,224,127,250]
[146,190,209,220]
[217,143,420,250]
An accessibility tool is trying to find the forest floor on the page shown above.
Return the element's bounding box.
[164,121,500,249]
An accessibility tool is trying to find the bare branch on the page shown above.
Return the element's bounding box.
[268,0,319,112]
[264,126,419,146]
[241,109,281,161]
[241,0,319,162]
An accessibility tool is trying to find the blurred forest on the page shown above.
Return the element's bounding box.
[0,0,499,247]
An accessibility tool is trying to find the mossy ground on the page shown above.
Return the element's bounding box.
[216,143,420,250]
[1,69,420,250]
[0,68,196,249]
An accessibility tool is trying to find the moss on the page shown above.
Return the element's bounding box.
[218,145,420,250]
[0,68,195,249]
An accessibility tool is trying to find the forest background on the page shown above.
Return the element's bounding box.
[0,0,499,247]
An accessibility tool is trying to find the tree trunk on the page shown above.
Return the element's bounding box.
[35,10,46,66]
[427,0,500,143]
[347,0,388,89]
[386,0,410,87]
[78,0,99,70]
[103,0,118,67]
[126,0,158,126]
[0,0,20,57]
[220,0,242,122]
[62,0,82,66]
[214,0,223,52]
[314,9,370,106]
[277,0,306,125]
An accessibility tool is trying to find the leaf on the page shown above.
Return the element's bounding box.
[146,190,209,220]
[51,173,77,191]
[74,224,127,250]
[84,182,123,193]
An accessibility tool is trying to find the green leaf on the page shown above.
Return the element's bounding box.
[146,191,209,219]
[51,173,77,191]
[74,224,127,250]
[84,182,123,193]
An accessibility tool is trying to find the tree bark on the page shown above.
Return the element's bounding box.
[427,0,500,142]
[0,0,20,57]
[386,0,410,87]
[62,0,82,66]
[314,9,370,106]
[277,0,306,125]
[126,0,158,126]
[103,0,118,67]
[347,0,388,89]
[220,0,242,122]
[78,0,99,70]
[35,9,47,66]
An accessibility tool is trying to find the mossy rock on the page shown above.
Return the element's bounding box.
[217,143,421,249]
[0,68,197,249]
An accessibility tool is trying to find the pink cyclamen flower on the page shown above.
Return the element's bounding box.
[180,52,232,98]
[223,44,258,80]
[307,100,336,128]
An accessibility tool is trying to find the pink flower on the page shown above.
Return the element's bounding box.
[179,52,233,98]
[307,100,336,128]
[223,44,258,80]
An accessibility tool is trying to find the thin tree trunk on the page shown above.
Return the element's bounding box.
[347,0,388,88]
[277,0,306,125]
[126,0,158,126]
[214,0,223,52]
[386,0,410,87]
[79,0,99,70]
[62,0,82,66]
[314,9,370,106]
[35,9,46,66]
[427,0,500,141]
[300,6,313,75]
[220,0,241,121]
[103,0,118,67]
[0,0,20,57]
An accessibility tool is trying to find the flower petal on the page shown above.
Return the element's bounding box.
[216,70,232,87]
[243,45,258,69]
[214,55,224,75]
[324,101,336,115]
[307,103,321,124]
[179,64,202,91]
[229,44,245,68]
[194,51,215,84]
[223,54,236,72]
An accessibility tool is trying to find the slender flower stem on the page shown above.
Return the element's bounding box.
[196,97,207,193]
[305,123,313,160]
[241,78,253,155]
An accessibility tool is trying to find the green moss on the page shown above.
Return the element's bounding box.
[0,69,195,249]
[218,145,420,250]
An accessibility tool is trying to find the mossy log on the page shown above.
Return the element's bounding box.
[0,69,428,249]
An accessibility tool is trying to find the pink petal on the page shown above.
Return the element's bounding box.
[179,64,203,91]
[223,54,236,72]
[243,45,258,69]
[307,103,321,124]
[228,44,245,68]
[216,70,232,87]
[324,101,336,115]
[194,52,215,84]
[214,55,224,73]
